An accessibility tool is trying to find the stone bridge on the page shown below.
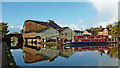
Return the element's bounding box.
[4,34,23,49]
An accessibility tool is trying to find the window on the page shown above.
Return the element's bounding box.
[105,31,107,35]
[100,32,102,35]
[30,26,31,29]
[65,33,67,36]
[36,23,37,28]
[29,22,31,25]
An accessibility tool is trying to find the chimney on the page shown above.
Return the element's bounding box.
[110,25,112,28]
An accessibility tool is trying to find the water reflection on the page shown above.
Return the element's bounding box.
[10,42,120,66]
[23,43,74,63]
[22,42,119,63]
[11,36,18,47]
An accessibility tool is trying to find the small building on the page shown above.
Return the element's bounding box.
[97,26,112,36]
[74,30,84,36]
[83,30,93,36]
[97,28,110,36]
[58,27,75,41]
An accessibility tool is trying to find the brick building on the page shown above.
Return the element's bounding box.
[23,20,61,33]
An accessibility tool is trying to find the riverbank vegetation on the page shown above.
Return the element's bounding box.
[2,42,19,67]
[0,22,9,38]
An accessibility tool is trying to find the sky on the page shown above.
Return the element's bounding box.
[1,0,119,33]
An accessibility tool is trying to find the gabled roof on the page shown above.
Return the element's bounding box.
[24,20,61,29]
[99,28,111,32]
[58,27,69,33]
[86,30,92,33]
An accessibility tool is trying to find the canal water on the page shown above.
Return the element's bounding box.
[10,42,119,66]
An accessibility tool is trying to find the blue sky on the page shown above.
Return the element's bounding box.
[2,1,118,33]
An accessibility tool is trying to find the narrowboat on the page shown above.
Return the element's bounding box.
[66,35,109,44]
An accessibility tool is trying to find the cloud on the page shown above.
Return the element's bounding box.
[9,25,14,28]
[78,20,83,23]
[56,20,86,30]
[93,21,109,28]
[69,24,86,30]
[89,0,118,15]
[8,25,23,33]
[89,0,119,27]
[9,25,22,29]
[16,26,23,29]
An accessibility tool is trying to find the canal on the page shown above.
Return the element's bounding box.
[9,41,120,67]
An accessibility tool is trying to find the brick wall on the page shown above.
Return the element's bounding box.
[22,33,35,38]
[23,21,47,33]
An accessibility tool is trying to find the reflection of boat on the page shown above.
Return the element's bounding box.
[66,35,109,44]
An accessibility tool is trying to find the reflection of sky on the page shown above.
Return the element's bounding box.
[10,49,118,66]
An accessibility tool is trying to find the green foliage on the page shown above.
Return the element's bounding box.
[116,21,120,35]
[9,32,20,34]
[0,22,9,38]
[20,29,23,34]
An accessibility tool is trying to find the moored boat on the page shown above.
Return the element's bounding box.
[66,35,109,44]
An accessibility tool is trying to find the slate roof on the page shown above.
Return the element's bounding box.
[58,27,69,33]
[35,26,51,33]
[24,20,61,29]
[86,30,92,33]
[83,34,91,36]
[74,30,84,33]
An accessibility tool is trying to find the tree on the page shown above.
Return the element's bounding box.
[20,29,23,34]
[116,21,120,35]
[0,22,9,38]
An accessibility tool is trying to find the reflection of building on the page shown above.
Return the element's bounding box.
[59,49,74,58]
[23,44,74,63]
[23,42,119,63]
[24,52,47,63]
[115,36,120,42]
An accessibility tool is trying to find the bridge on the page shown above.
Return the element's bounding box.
[4,34,23,49]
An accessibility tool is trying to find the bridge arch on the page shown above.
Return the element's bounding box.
[4,34,23,49]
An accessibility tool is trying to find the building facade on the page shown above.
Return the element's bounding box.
[23,20,61,33]
[83,30,92,36]
[58,27,75,40]
[35,27,59,40]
